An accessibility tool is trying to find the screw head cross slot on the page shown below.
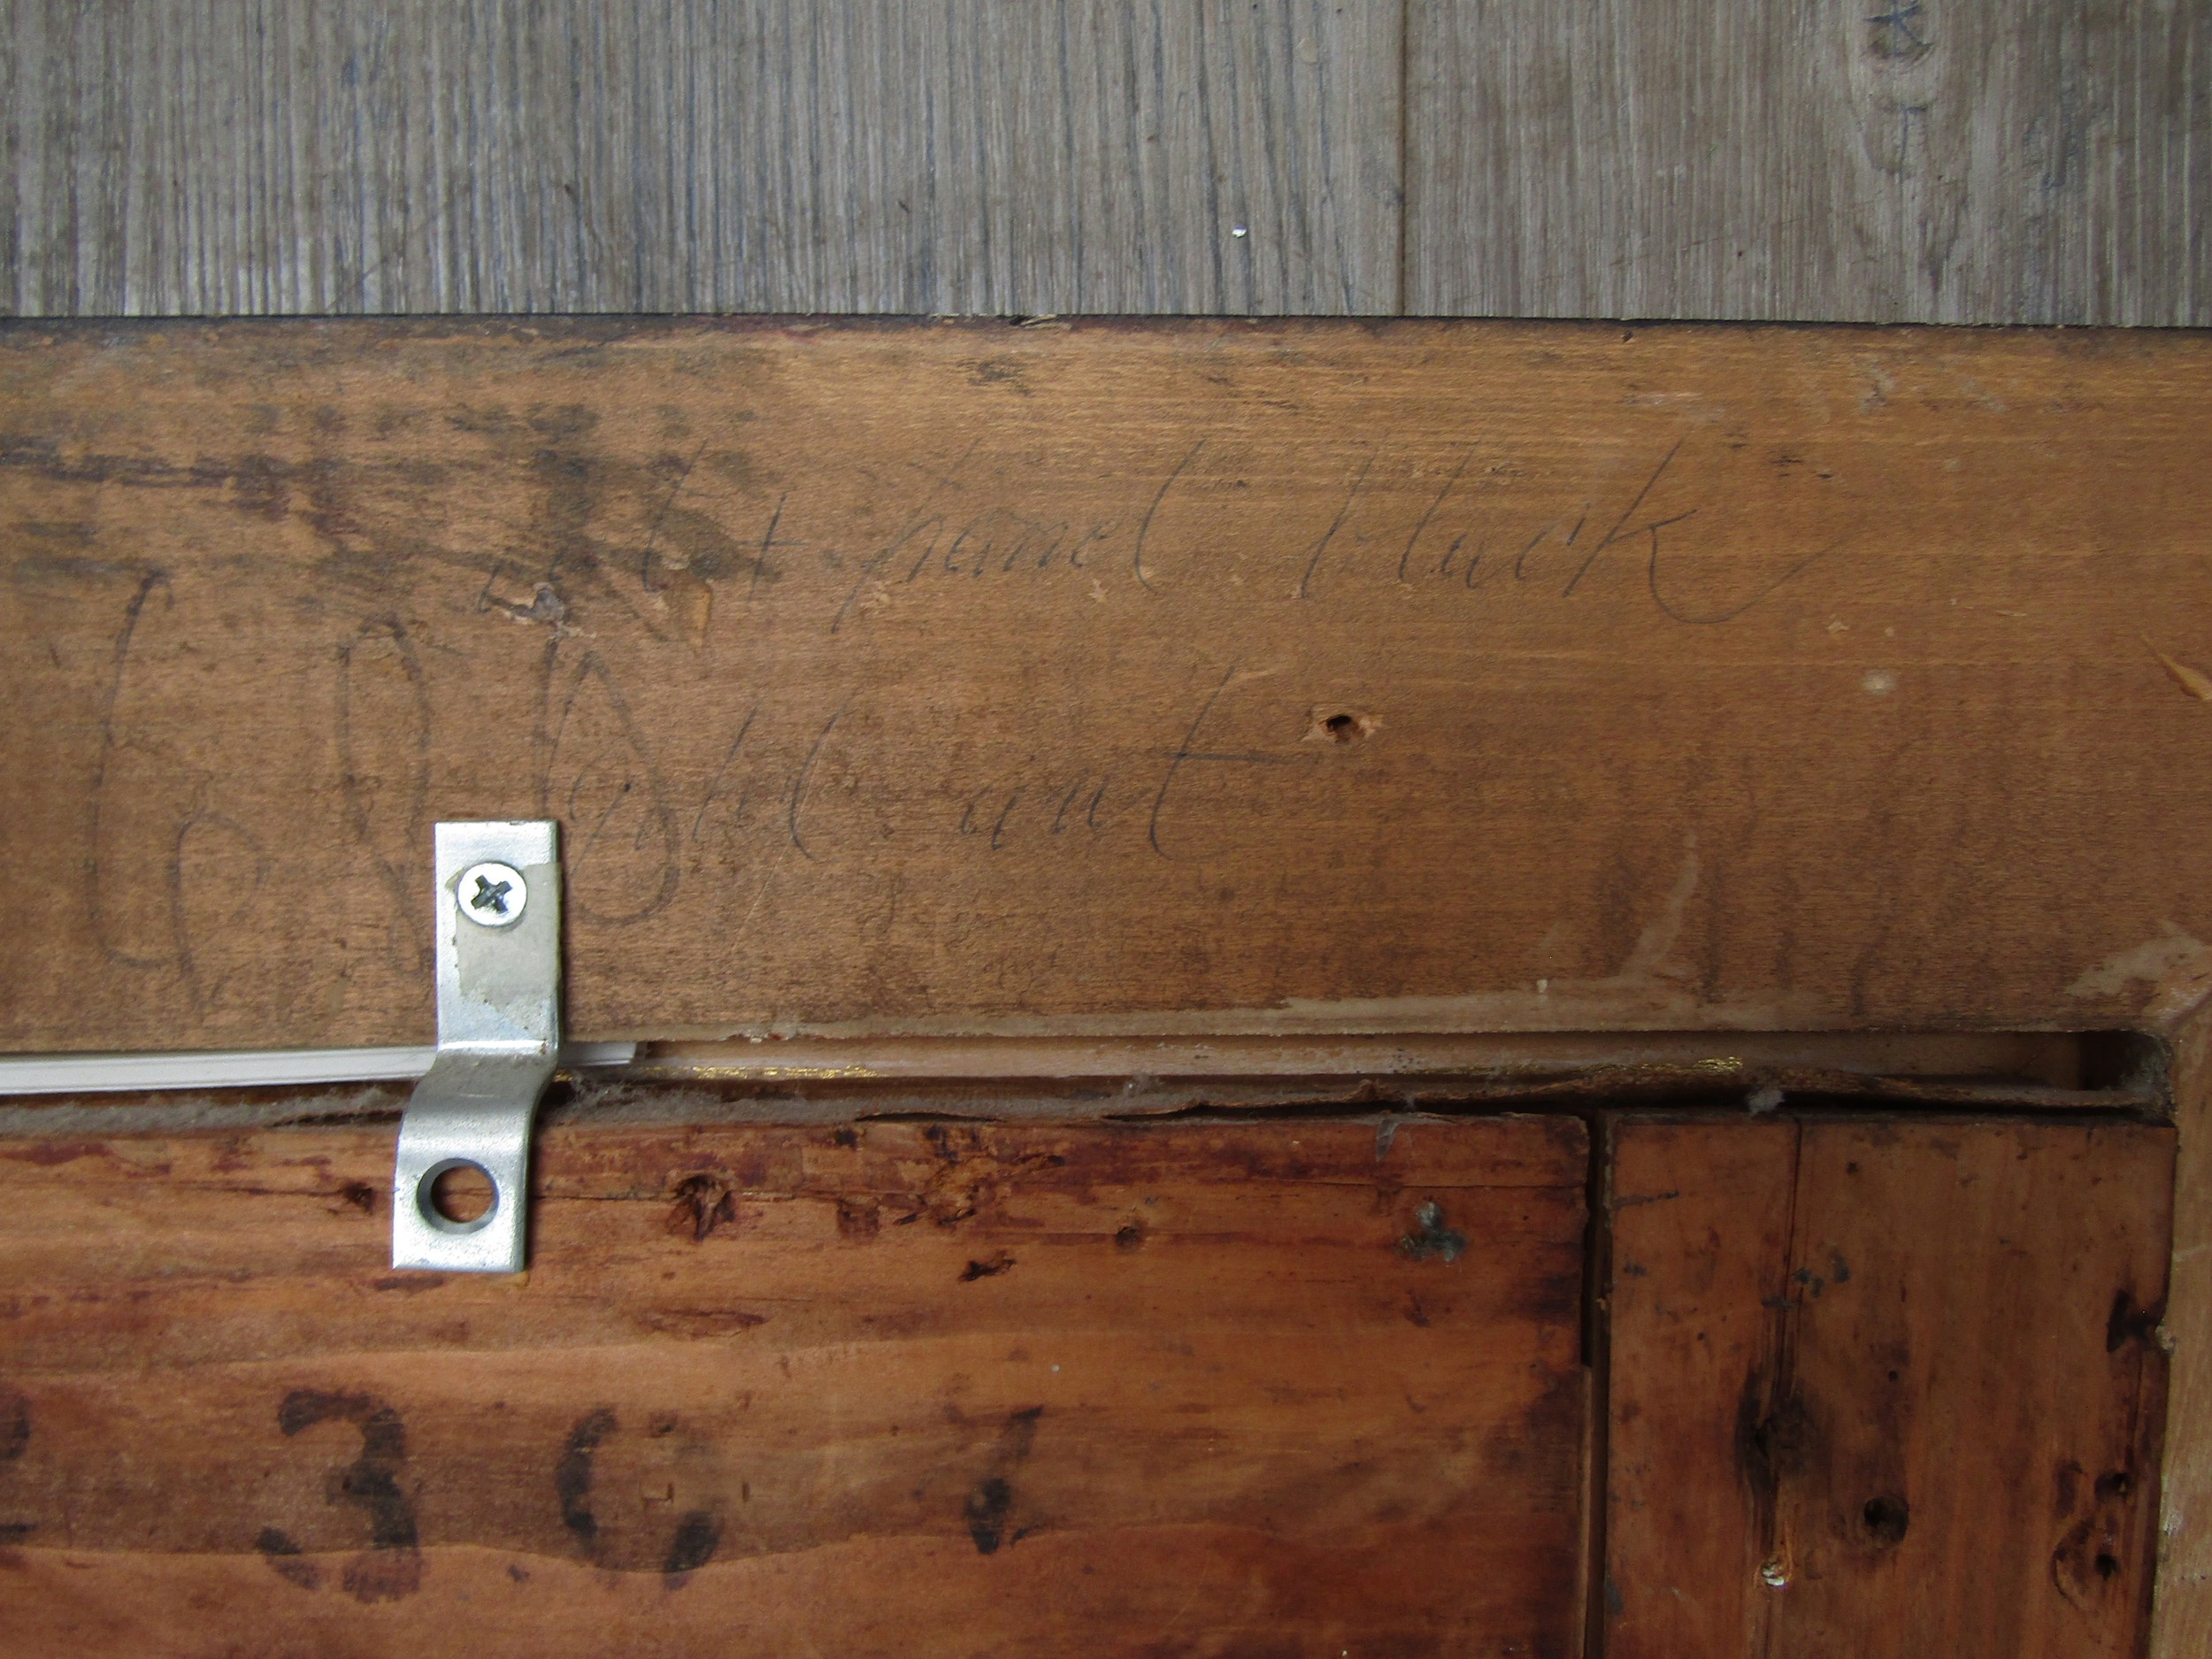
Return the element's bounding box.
[457,861,528,927]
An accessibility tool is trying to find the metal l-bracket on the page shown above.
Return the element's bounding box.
[391,821,562,1273]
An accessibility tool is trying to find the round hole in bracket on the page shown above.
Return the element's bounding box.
[419,1160,499,1233]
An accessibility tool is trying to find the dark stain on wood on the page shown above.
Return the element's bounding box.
[557,1407,618,1556]
[0,1388,27,1462]
[663,1509,723,1581]
[254,1525,320,1591]
[275,1386,422,1602]
[963,1406,1045,1556]
[667,1173,737,1242]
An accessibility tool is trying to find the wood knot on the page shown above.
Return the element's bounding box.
[667,1174,737,1242]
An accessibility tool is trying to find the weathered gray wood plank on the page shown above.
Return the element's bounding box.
[3,2,2204,320]
[1407,0,2209,326]
[0,0,1403,317]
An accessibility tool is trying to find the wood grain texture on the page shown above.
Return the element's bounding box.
[2155,1003,2212,1655]
[0,1111,1588,1657]
[1605,1118,2174,1657]
[4,1,2202,322]
[1408,0,2212,325]
[0,0,1402,317]
[5,318,2212,1050]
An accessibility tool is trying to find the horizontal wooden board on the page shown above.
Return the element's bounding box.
[8,2,2202,323]
[1605,1117,2174,1658]
[1,0,1404,319]
[4,319,2212,1049]
[1408,0,2210,326]
[0,1111,1586,1656]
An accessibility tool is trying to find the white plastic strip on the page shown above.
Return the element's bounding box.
[0,1042,636,1097]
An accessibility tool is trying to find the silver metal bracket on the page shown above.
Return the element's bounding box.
[391,821,562,1273]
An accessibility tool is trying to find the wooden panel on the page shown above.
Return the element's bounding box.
[0,0,1401,317]
[2155,1004,2212,1655]
[0,1111,1586,1655]
[1597,1120,1798,1653]
[1606,1118,2174,1657]
[1408,0,2211,326]
[6,3,2202,324]
[5,319,2212,1049]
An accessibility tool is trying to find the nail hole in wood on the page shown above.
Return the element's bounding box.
[1861,1494,1909,1547]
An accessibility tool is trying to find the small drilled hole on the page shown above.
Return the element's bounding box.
[1307,709,1377,745]
[1861,1494,1909,1546]
[420,1161,497,1232]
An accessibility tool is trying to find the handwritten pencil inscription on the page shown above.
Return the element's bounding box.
[11,396,1877,1033]
[793,434,1839,634]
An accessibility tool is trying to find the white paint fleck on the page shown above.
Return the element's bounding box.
[1230,225,1248,239]
[1614,833,1701,981]
[2067,923,2212,1018]
[1863,669,1896,695]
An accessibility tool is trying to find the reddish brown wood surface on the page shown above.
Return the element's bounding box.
[0,1111,1586,1657]
[1605,1118,2174,1658]
[5,319,2212,1051]
[2155,1006,2212,1656]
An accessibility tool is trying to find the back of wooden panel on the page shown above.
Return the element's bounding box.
[0,1113,1587,1658]
[5,319,2212,1049]
[1608,1118,2174,1659]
